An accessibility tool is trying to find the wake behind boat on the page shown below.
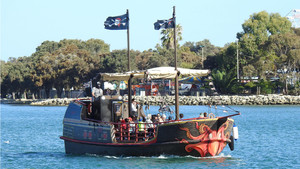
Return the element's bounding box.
[60,67,240,157]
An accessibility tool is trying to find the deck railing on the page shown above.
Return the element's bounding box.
[112,122,157,143]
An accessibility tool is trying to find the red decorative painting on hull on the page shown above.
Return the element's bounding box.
[180,120,230,157]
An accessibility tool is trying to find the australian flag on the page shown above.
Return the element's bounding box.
[104,14,128,30]
[154,18,175,30]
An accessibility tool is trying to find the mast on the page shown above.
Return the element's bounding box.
[127,9,130,72]
[127,9,132,116]
[173,6,180,120]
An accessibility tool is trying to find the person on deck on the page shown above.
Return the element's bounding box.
[146,114,154,138]
[161,114,166,122]
[128,117,135,134]
[157,114,164,123]
[138,117,146,141]
[92,82,103,100]
[131,99,138,117]
[92,82,103,119]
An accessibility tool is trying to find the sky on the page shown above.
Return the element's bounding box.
[1,0,299,61]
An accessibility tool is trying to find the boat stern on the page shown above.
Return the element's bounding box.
[156,117,234,157]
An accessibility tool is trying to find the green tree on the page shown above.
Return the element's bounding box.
[0,57,34,99]
[208,43,239,72]
[135,50,165,70]
[178,46,198,68]
[265,32,300,72]
[211,69,238,94]
[101,50,140,73]
[30,39,110,98]
[183,39,221,69]
[154,44,176,67]
[237,11,293,79]
[160,24,182,49]
[257,79,276,94]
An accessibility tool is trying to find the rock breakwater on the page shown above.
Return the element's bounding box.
[133,95,300,105]
[29,98,75,106]
[2,95,299,106]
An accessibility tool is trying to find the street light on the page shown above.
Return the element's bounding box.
[236,39,239,82]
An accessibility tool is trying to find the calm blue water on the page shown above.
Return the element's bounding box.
[1,104,300,168]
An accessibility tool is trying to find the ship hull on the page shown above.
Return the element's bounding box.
[61,106,234,157]
[63,139,195,156]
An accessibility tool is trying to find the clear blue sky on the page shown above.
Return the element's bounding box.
[1,0,298,61]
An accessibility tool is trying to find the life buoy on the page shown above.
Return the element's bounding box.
[229,135,234,151]
[208,113,215,119]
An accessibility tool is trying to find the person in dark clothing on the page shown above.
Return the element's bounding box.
[92,82,103,120]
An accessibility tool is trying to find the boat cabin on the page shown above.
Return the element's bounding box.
[74,96,154,143]
[78,96,147,123]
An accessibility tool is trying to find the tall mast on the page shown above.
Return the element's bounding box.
[173,6,179,120]
[127,9,130,71]
[127,9,132,116]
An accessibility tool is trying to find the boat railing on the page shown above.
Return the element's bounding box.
[110,116,219,143]
[111,121,158,143]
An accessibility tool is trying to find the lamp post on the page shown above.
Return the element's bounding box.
[236,39,239,82]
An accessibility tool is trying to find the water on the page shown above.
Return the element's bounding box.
[1,104,300,168]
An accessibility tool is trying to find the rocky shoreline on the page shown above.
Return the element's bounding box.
[134,95,300,105]
[1,95,300,106]
[1,98,75,106]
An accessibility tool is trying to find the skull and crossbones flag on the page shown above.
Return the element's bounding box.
[104,13,128,30]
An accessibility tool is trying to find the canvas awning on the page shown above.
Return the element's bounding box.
[100,71,144,81]
[176,67,210,77]
[100,67,210,81]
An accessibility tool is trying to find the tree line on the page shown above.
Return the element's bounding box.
[1,11,300,99]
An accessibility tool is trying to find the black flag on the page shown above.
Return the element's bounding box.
[104,14,128,30]
[154,18,175,30]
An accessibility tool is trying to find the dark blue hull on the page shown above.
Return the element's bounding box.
[62,138,197,156]
[60,100,235,157]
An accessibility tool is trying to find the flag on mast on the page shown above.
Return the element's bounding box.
[104,14,128,30]
[154,18,175,30]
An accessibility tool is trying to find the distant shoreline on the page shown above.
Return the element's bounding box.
[1,94,300,106]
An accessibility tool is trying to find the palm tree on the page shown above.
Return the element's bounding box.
[211,69,237,94]
[160,24,183,49]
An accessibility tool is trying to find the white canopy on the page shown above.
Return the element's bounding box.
[100,70,144,81]
[177,67,210,77]
[100,67,210,81]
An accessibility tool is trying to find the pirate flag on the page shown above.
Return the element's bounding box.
[154,18,175,30]
[104,14,128,30]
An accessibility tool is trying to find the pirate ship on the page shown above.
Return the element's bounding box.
[60,7,240,157]
[60,67,240,157]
